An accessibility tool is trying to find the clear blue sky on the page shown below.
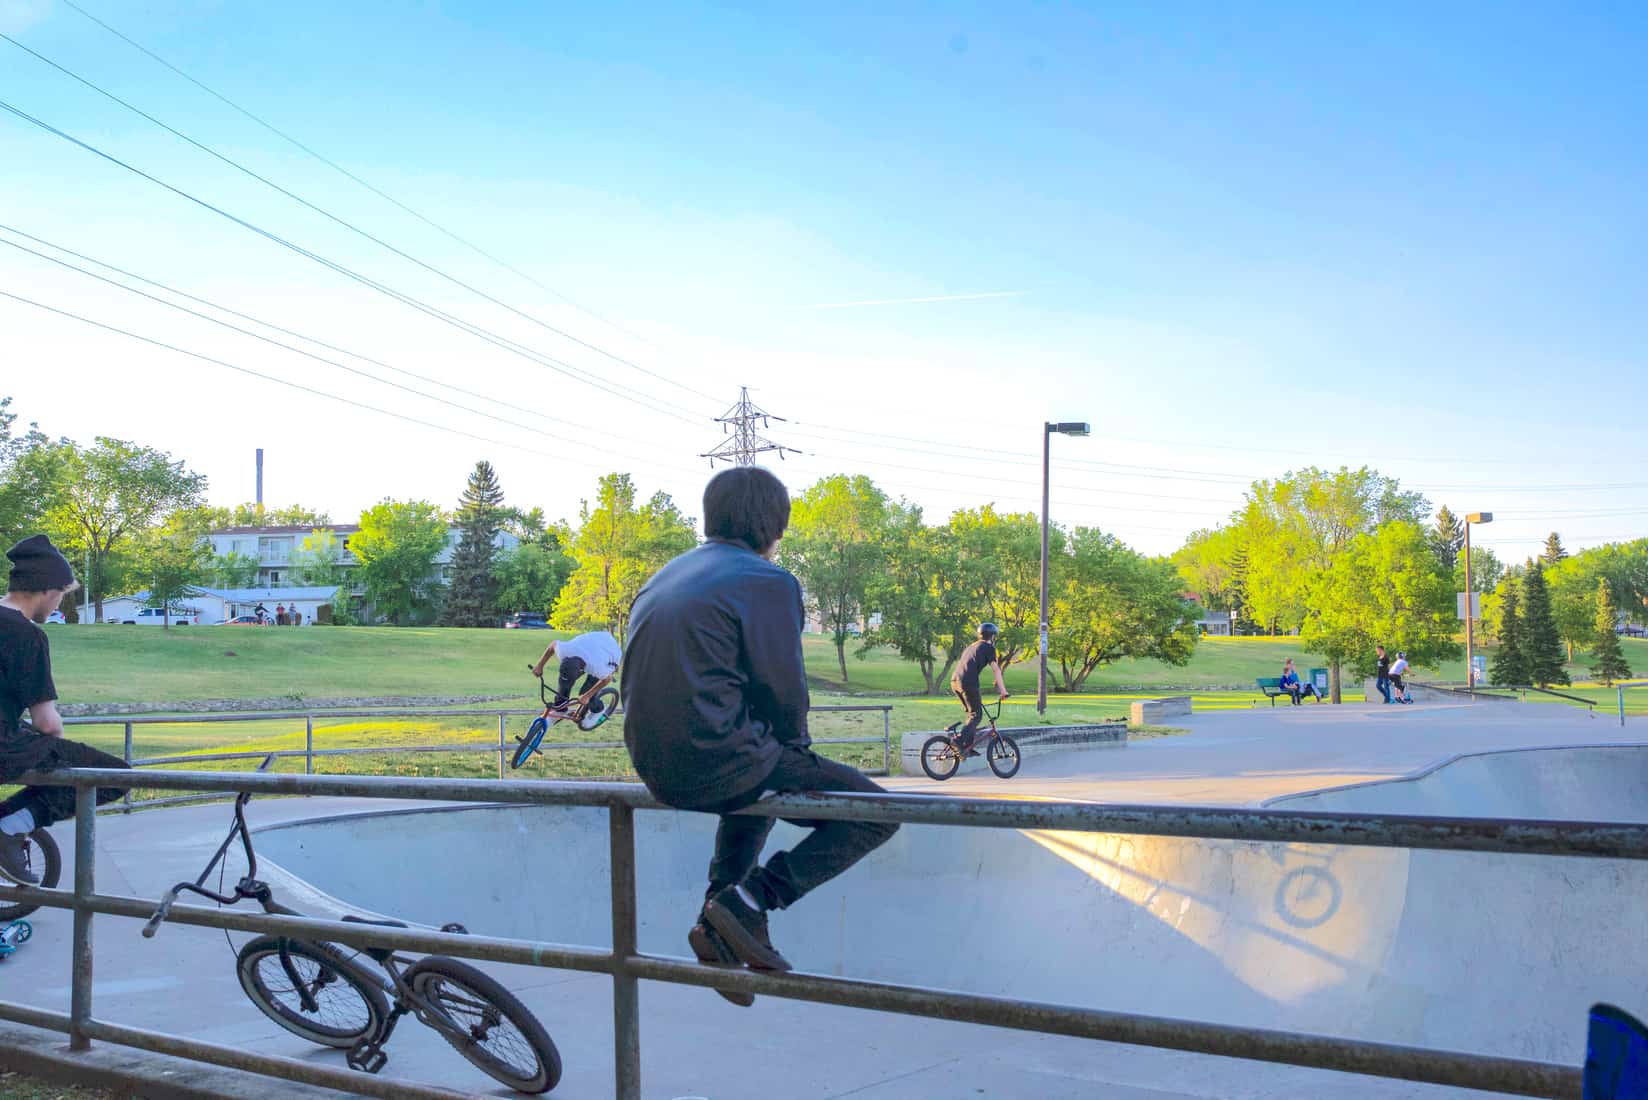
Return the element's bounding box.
[2,1,1645,556]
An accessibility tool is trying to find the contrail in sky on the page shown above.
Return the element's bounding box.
[805,290,1026,310]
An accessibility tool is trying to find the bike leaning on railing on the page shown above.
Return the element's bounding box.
[141,756,562,1093]
[921,696,1020,781]
[0,827,59,922]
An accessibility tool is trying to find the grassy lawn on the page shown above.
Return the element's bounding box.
[0,1071,116,1100]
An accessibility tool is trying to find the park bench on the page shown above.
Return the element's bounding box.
[1255,677,1288,705]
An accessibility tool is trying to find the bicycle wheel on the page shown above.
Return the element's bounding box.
[511,716,549,770]
[406,955,562,1094]
[236,936,389,1048]
[0,830,61,921]
[987,734,1021,779]
[920,735,961,781]
[578,687,620,731]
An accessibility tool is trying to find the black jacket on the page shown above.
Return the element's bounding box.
[621,539,809,809]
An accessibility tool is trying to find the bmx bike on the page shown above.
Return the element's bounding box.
[142,756,562,1094]
[0,828,60,921]
[510,643,619,770]
[920,696,1020,781]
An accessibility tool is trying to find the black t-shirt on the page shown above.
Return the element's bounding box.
[953,639,998,688]
[1376,653,1391,677]
[0,606,57,733]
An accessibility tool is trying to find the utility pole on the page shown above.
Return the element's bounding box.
[701,387,802,467]
[1463,512,1493,692]
[1038,421,1091,714]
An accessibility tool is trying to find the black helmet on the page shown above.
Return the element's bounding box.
[978,622,998,640]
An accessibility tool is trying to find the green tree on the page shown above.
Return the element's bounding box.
[1586,539,1648,625]
[43,438,207,621]
[129,510,214,628]
[1590,577,1632,685]
[552,474,696,639]
[1489,579,1529,686]
[440,461,508,627]
[1050,528,1198,691]
[288,529,347,587]
[1299,521,1461,691]
[1541,532,1568,567]
[1546,556,1604,662]
[863,505,978,694]
[945,505,1051,668]
[1520,562,1569,687]
[351,500,448,626]
[494,538,573,618]
[211,551,260,588]
[202,502,331,528]
[1431,506,1464,571]
[0,398,68,550]
[1238,467,1428,697]
[780,475,890,682]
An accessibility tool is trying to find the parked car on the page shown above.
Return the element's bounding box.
[44,610,66,625]
[217,615,261,626]
[122,607,197,626]
[503,612,551,629]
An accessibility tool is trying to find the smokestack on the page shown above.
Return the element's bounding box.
[256,448,264,506]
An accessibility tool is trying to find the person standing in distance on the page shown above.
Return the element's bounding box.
[0,536,132,884]
[950,623,1008,755]
[622,467,898,1000]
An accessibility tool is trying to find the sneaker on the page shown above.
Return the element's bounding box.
[688,922,756,1007]
[0,833,38,886]
[703,885,792,972]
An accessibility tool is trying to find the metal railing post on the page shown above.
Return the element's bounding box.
[305,715,314,775]
[70,784,96,1051]
[120,722,133,817]
[498,713,506,779]
[1622,686,1628,728]
[609,803,640,1100]
[883,708,892,775]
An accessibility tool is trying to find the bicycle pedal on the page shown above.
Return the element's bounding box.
[347,1044,389,1074]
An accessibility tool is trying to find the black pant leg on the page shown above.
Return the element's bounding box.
[9,736,131,828]
[954,684,985,744]
[742,747,899,910]
[554,657,586,705]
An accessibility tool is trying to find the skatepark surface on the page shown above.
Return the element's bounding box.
[5,699,1645,1099]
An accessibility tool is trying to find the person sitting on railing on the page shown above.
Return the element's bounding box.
[622,467,899,1000]
[0,536,131,885]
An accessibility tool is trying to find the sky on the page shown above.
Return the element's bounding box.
[2,0,1645,558]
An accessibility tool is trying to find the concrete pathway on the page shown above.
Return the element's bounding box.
[1,700,1637,1099]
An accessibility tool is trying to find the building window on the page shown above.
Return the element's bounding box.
[268,571,281,585]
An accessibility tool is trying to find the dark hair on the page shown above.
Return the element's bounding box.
[703,467,790,552]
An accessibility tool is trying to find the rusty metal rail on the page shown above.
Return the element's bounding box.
[2,765,1630,1099]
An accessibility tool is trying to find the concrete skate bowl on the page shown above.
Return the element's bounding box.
[253,752,1648,1071]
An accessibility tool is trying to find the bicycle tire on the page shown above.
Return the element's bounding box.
[920,735,961,781]
[0,830,61,921]
[236,936,389,1048]
[511,716,549,770]
[578,687,620,731]
[987,734,1021,779]
[405,954,562,1094]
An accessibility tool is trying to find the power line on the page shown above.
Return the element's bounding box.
[0,230,694,478]
[0,96,703,427]
[701,388,803,467]
[16,15,724,406]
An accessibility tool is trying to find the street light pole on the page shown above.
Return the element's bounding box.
[1038,421,1091,715]
[1464,512,1493,691]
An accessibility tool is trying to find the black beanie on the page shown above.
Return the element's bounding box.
[6,534,75,592]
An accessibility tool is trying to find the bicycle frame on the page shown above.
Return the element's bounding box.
[536,670,614,721]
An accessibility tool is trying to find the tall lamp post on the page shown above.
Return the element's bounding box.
[1039,421,1092,715]
[1464,512,1493,691]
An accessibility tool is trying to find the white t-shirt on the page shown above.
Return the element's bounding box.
[557,631,622,678]
[1389,658,1410,676]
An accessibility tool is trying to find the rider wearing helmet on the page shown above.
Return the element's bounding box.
[951,623,1009,755]
[1388,651,1411,704]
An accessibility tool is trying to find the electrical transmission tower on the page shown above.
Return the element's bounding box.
[701,387,803,467]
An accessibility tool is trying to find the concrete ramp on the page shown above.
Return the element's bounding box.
[253,748,1648,1068]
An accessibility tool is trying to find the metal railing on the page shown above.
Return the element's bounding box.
[1617,681,1648,727]
[3,768,1643,1099]
[62,704,895,810]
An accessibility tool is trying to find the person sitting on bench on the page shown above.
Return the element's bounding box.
[1279,659,1319,705]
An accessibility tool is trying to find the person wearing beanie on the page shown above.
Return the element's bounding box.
[0,534,131,886]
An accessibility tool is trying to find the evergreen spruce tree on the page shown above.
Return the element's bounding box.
[1592,576,1632,685]
[439,461,506,627]
[1541,531,1568,566]
[1431,506,1464,571]
[1521,562,1570,686]
[1490,579,1529,686]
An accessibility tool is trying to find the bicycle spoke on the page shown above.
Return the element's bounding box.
[253,954,373,1033]
[423,974,539,1078]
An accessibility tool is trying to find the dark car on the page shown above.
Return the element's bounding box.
[503,612,551,629]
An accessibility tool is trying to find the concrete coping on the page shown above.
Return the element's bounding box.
[1130,695,1192,725]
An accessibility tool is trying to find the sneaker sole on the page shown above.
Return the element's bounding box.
[703,900,793,973]
[687,926,756,1007]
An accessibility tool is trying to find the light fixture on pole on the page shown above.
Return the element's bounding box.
[1463,512,1493,691]
[1039,421,1091,715]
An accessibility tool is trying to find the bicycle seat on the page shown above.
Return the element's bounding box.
[341,915,409,930]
